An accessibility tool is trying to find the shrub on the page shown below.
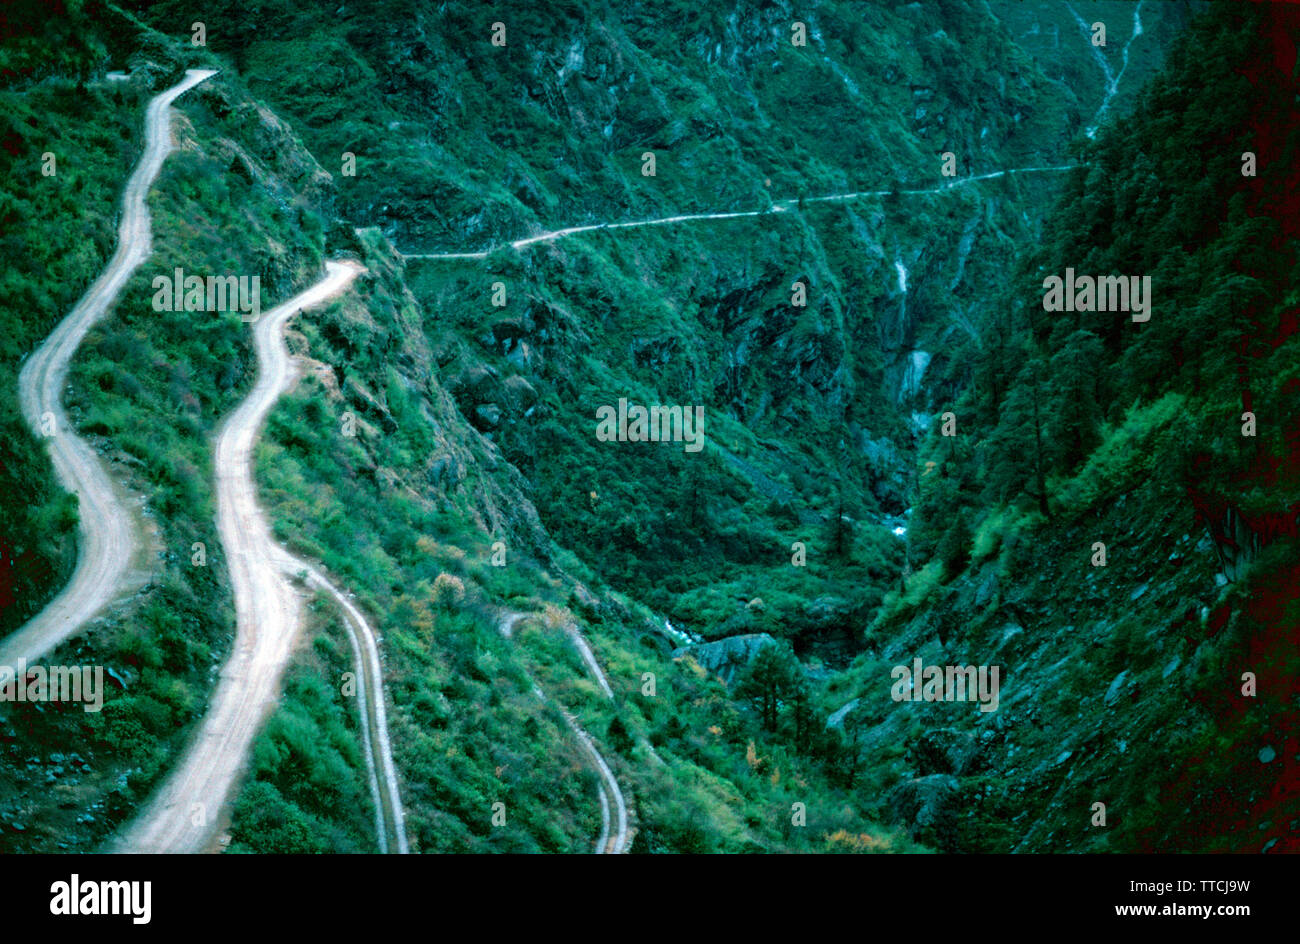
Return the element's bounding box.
[431,572,466,609]
[1055,393,1187,513]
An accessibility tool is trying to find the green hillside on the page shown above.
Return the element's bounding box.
[3,0,1293,855]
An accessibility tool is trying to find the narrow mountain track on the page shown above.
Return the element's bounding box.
[16,71,409,856]
[293,560,409,853]
[564,622,614,700]
[18,65,1081,858]
[400,165,1079,261]
[0,69,217,671]
[114,261,409,853]
[499,613,628,854]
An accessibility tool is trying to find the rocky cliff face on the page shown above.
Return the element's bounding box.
[673,633,777,684]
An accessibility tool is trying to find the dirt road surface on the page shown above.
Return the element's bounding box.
[115,261,371,853]
[0,69,217,670]
[499,613,628,854]
[295,561,408,853]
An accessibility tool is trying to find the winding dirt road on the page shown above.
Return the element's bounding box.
[20,68,1080,857]
[13,66,404,855]
[114,260,410,853]
[0,69,217,670]
[500,613,628,854]
[564,623,614,700]
[296,561,408,853]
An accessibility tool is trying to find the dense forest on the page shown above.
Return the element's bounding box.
[0,0,1294,855]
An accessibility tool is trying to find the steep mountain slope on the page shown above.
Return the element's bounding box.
[0,14,339,849]
[8,0,1286,858]
[155,0,1184,668]
[845,1,1299,852]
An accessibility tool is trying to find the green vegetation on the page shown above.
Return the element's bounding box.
[0,69,144,636]
[229,602,378,853]
[870,2,1300,852]
[7,0,1285,857]
[0,12,333,850]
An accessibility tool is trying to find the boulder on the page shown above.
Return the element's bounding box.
[502,374,538,412]
[472,403,501,429]
[672,633,778,685]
